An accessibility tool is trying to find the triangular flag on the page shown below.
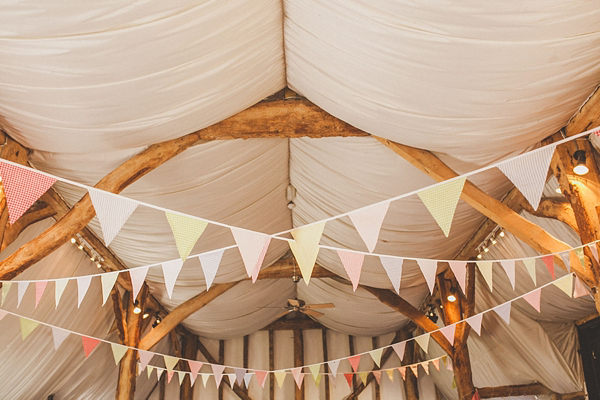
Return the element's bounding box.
[417,177,466,236]
[129,266,149,301]
[422,362,430,375]
[77,276,92,308]
[201,373,210,387]
[466,314,483,336]
[226,373,236,386]
[588,244,599,263]
[542,255,555,279]
[448,261,467,293]
[231,228,271,281]
[344,373,354,387]
[440,324,456,345]
[52,327,70,350]
[54,279,68,308]
[574,247,585,269]
[88,188,139,245]
[447,357,453,371]
[309,364,320,381]
[234,368,246,385]
[372,370,381,384]
[497,144,556,210]
[198,249,224,290]
[213,365,225,387]
[188,361,203,385]
[494,302,511,324]
[432,359,440,371]
[328,360,340,377]
[473,389,482,400]
[164,355,179,371]
[416,260,438,294]
[156,369,164,379]
[368,348,383,367]
[348,201,390,253]
[574,277,591,298]
[111,343,128,364]
[20,318,38,340]
[409,365,419,377]
[243,373,252,388]
[147,366,154,379]
[0,310,7,322]
[522,258,537,286]
[101,272,119,305]
[166,212,208,261]
[398,367,406,380]
[392,342,406,361]
[358,372,369,384]
[82,336,100,358]
[0,162,56,224]
[273,370,286,388]
[386,369,394,382]
[500,260,516,290]
[554,274,573,297]
[338,250,364,291]
[178,371,187,385]
[162,259,184,299]
[1,282,12,306]
[560,252,571,273]
[17,281,29,307]
[523,288,542,312]
[476,261,493,291]
[167,371,175,384]
[414,333,430,353]
[139,350,154,372]
[379,256,403,294]
[35,281,47,308]
[348,355,361,372]
[255,370,268,388]
[291,368,303,388]
[288,222,326,285]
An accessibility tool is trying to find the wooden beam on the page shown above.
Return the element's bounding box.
[256,259,336,280]
[321,329,330,400]
[477,383,584,399]
[243,335,249,395]
[261,316,326,331]
[361,285,453,355]
[293,329,304,400]
[139,281,239,350]
[403,335,418,400]
[268,329,275,400]
[521,197,579,234]
[219,340,225,400]
[179,333,198,400]
[564,85,600,137]
[1,202,55,251]
[372,337,380,400]
[373,136,595,285]
[348,335,356,390]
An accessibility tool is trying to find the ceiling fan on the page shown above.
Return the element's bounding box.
[273,298,335,319]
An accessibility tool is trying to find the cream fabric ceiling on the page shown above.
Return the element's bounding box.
[1,0,600,398]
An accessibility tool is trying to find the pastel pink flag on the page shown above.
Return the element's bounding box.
[129,266,149,301]
[52,327,70,350]
[88,188,138,246]
[448,261,467,293]
[560,252,571,273]
[77,276,92,308]
[212,365,225,388]
[198,249,224,290]
[574,277,591,298]
[409,365,419,377]
[138,350,155,372]
[35,281,47,308]
[523,288,541,312]
[291,368,304,388]
[348,201,390,253]
[432,359,440,371]
[188,360,203,385]
[337,250,364,291]
[542,255,555,279]
[328,360,340,377]
[0,162,56,224]
[392,342,406,361]
[416,259,438,294]
[398,367,406,380]
[0,310,7,322]
[440,324,456,345]
[473,389,482,400]
[372,370,381,384]
[588,244,599,263]
[379,256,403,294]
[500,260,516,290]
[466,314,483,335]
[231,228,271,281]
[494,302,511,324]
[255,370,268,388]
[348,355,361,372]
[162,259,184,299]
[167,371,175,384]
[82,336,100,358]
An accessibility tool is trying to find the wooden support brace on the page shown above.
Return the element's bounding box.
[293,329,304,400]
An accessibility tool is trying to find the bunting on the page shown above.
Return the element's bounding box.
[101,272,119,305]
[476,261,493,291]
[574,247,585,269]
[358,372,368,384]
[392,342,406,361]
[291,368,303,388]
[554,274,573,297]
[20,317,38,340]
[255,370,268,388]
[212,365,225,387]
[139,350,155,372]
[231,228,271,281]
[500,260,516,290]
[523,288,541,313]
[414,333,430,353]
[494,302,511,324]
[588,244,599,263]
[0,161,56,224]
[398,367,406,380]
[162,259,184,299]
[448,261,467,293]
[522,258,536,286]
[344,373,354,387]
[243,373,253,388]
[77,276,92,308]
[386,369,394,382]
[164,355,179,371]
[52,327,70,350]
[497,144,556,210]
[542,256,555,279]
[288,222,326,285]
[17,281,28,307]
[188,361,203,385]
[560,252,571,273]
[234,368,246,385]
[466,314,483,336]
[440,324,456,345]
[88,189,138,245]
[369,348,383,367]
[417,177,466,236]
[129,266,149,301]
[416,259,438,294]
[574,277,590,298]
[201,373,211,387]
[55,279,68,308]
[309,364,320,381]
[372,370,381,384]
[198,249,224,290]
[166,212,208,261]
[379,256,403,294]
[274,370,286,388]
[35,281,47,308]
[348,355,361,372]
[328,360,340,377]
[82,336,100,358]
[1,282,11,306]
[338,250,364,291]
[348,201,390,252]
[111,343,128,364]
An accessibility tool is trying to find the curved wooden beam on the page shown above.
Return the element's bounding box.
[521,197,579,233]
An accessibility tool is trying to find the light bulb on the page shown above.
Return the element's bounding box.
[133,301,141,315]
[555,187,562,194]
[78,245,84,250]
[499,231,505,238]
[143,312,150,319]
[483,247,489,253]
[476,253,483,259]
[96,262,102,269]
[70,238,76,244]
[491,239,497,245]
[573,150,589,176]
[447,288,457,303]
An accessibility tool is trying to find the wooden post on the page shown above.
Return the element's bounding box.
[293,329,304,400]
[115,286,148,400]
[269,329,275,400]
[179,333,198,400]
[321,329,330,400]
[403,337,418,400]
[243,335,249,395]
[218,340,225,400]
[348,335,356,390]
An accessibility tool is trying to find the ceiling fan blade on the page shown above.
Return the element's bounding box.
[304,303,335,309]
[288,299,301,307]
[302,309,325,318]
[273,310,293,320]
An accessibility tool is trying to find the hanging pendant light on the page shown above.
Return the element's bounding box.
[573,150,589,176]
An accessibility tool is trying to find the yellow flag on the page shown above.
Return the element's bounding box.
[417,177,466,237]
[111,343,128,365]
[476,261,493,291]
[166,212,208,261]
[20,318,39,340]
[554,274,573,297]
[289,222,326,285]
[369,348,383,367]
[274,370,287,388]
[164,355,180,371]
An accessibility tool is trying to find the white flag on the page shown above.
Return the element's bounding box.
[88,189,138,245]
[348,201,390,253]
[379,256,403,294]
[162,259,184,299]
[199,249,225,290]
[77,276,92,308]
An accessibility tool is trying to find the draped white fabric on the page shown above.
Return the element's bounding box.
[0,0,599,398]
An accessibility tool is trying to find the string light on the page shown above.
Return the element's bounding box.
[70,237,76,244]
[152,314,162,328]
[476,253,483,259]
[133,301,142,315]
[142,312,150,319]
[447,288,457,303]
[483,246,489,253]
[498,230,505,238]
